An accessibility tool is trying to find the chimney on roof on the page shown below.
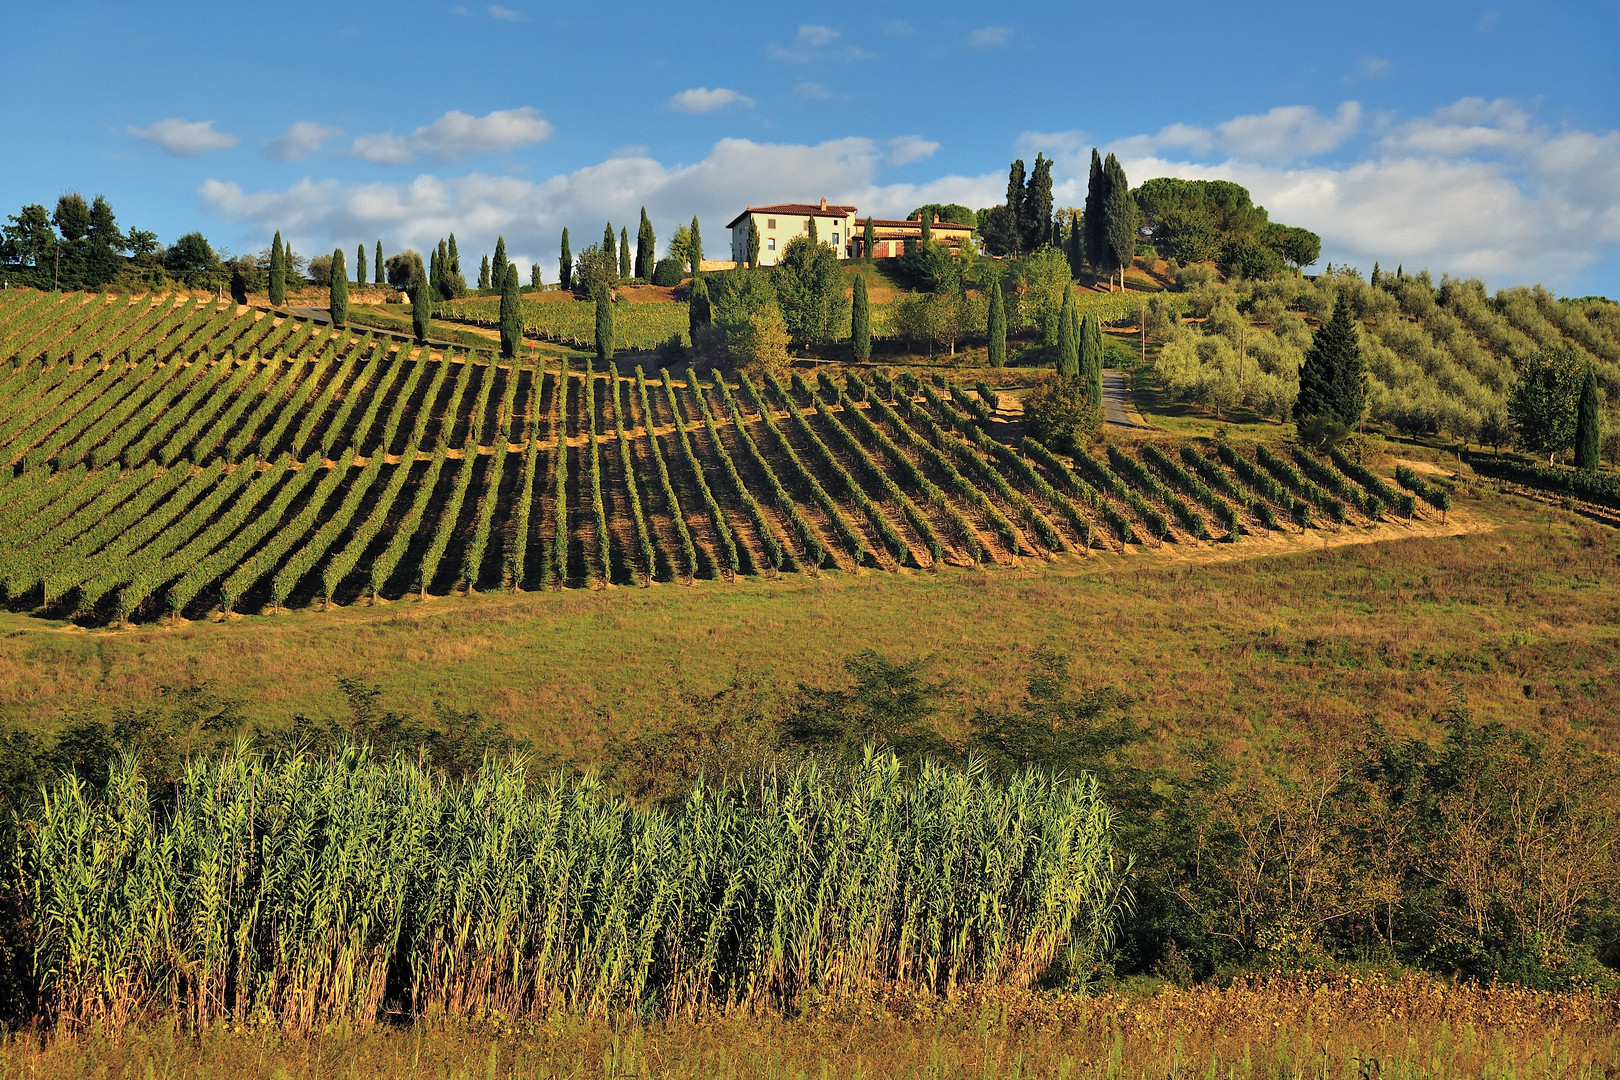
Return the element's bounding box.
[819,197,827,211]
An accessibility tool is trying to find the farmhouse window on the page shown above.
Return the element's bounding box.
[767,238,776,251]
[766,218,776,229]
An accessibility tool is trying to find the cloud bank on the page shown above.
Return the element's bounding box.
[202,98,1620,291]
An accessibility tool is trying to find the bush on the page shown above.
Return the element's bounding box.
[1023,375,1097,452]
[652,256,684,287]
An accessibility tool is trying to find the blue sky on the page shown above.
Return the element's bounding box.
[5,0,1618,295]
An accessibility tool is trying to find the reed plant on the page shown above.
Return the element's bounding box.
[17,747,1122,1033]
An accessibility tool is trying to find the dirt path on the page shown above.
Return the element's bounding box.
[1103,370,1150,429]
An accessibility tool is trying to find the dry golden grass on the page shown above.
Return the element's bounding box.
[4,975,1616,1078]
[1,489,1614,766]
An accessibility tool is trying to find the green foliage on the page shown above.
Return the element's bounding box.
[410,276,429,343]
[1021,376,1095,453]
[1056,288,1079,376]
[593,284,614,361]
[851,273,871,363]
[1100,154,1138,285]
[558,228,571,292]
[328,248,348,329]
[1463,449,1620,510]
[635,208,654,280]
[355,244,367,291]
[774,235,847,346]
[1509,346,1587,463]
[1575,363,1602,471]
[619,226,631,280]
[374,240,383,286]
[491,235,508,293]
[746,218,760,268]
[268,231,285,306]
[987,277,1006,367]
[498,264,521,359]
[1294,292,1367,433]
[652,256,683,287]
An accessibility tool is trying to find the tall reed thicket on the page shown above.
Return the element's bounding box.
[16,747,1122,1031]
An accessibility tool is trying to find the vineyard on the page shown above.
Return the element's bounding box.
[434,295,691,349]
[0,290,1454,625]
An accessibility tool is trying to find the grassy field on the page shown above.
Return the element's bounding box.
[4,486,1614,764]
[4,976,1617,1078]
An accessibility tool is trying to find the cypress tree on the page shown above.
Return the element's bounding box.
[448,233,461,275]
[499,263,522,359]
[1082,149,1108,275]
[851,274,871,363]
[1102,154,1138,291]
[987,277,1006,368]
[329,248,348,328]
[1056,287,1079,377]
[1021,153,1053,255]
[375,240,384,286]
[356,244,367,291]
[1294,292,1366,430]
[689,275,711,347]
[862,216,876,260]
[492,235,508,291]
[1005,159,1026,257]
[620,226,631,280]
[268,231,286,306]
[603,223,616,280]
[411,274,429,344]
[920,212,931,247]
[594,284,614,362]
[1080,314,1104,411]
[478,254,491,290]
[1575,363,1602,471]
[635,207,654,279]
[807,217,818,243]
[689,216,702,274]
[530,262,542,289]
[559,228,572,292]
[747,219,761,267]
[1066,213,1084,277]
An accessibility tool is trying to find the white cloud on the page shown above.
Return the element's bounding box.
[1017,130,1092,159]
[198,99,1620,295]
[667,87,754,114]
[881,19,914,37]
[797,24,840,46]
[768,24,869,63]
[1356,56,1391,78]
[887,135,940,165]
[268,121,340,161]
[128,118,239,156]
[968,26,1011,47]
[351,133,417,165]
[794,82,833,101]
[1108,98,1620,288]
[487,4,522,20]
[414,107,553,161]
[350,107,553,165]
[1105,103,1361,165]
[201,136,1001,272]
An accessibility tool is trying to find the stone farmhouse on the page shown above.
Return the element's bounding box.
[726,199,975,267]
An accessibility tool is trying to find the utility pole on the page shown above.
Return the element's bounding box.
[1238,323,1246,393]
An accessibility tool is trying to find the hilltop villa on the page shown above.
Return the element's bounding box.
[726,199,975,266]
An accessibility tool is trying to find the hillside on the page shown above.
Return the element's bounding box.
[0,289,1479,627]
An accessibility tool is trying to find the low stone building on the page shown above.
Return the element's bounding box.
[727,200,975,266]
[726,199,858,266]
[855,215,975,259]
